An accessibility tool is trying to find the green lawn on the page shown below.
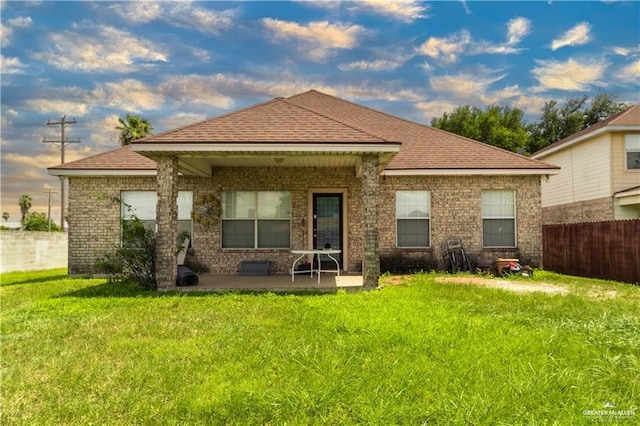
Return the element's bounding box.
[2,269,638,425]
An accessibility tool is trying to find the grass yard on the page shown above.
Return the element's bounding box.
[1,269,638,425]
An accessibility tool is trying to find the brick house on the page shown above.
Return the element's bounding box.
[49,90,559,289]
[531,104,640,224]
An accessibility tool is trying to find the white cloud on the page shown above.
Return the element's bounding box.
[430,71,507,98]
[92,79,164,112]
[1,15,31,46]
[416,100,460,122]
[24,99,91,116]
[164,2,235,35]
[531,58,607,91]
[109,1,235,34]
[7,16,32,27]
[1,55,24,74]
[159,75,236,109]
[339,85,423,102]
[512,95,550,114]
[617,60,640,83]
[262,18,365,61]
[86,115,120,149]
[479,85,523,105]
[507,17,531,45]
[33,25,168,73]
[160,113,209,130]
[349,0,428,23]
[110,1,162,23]
[416,30,470,63]
[471,17,530,55]
[551,22,591,50]
[338,58,404,71]
[612,45,640,56]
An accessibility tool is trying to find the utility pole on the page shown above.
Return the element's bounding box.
[43,116,80,230]
[43,190,58,232]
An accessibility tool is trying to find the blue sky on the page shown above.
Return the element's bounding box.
[1,0,639,225]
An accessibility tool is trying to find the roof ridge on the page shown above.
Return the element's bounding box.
[610,103,640,125]
[288,90,550,167]
[280,95,390,143]
[133,97,280,143]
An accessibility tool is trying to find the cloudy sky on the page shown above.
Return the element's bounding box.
[1,0,639,227]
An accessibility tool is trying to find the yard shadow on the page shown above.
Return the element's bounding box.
[1,273,70,287]
[60,282,335,299]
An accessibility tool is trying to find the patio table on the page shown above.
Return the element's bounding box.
[291,249,341,284]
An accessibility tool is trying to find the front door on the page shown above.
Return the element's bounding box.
[313,193,343,268]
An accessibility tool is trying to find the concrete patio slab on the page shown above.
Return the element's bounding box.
[172,273,364,292]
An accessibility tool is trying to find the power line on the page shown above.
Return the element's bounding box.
[42,116,81,229]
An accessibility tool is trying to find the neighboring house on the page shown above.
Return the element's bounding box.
[531,104,640,224]
[49,90,559,289]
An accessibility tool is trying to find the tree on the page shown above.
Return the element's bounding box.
[116,114,153,146]
[23,212,62,232]
[527,93,629,153]
[2,212,9,222]
[431,105,529,152]
[18,194,32,227]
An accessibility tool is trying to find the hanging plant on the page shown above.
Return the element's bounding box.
[192,194,220,226]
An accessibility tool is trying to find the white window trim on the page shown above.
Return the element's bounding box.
[221,191,292,249]
[395,190,431,249]
[481,189,517,248]
[624,134,640,171]
[120,190,193,245]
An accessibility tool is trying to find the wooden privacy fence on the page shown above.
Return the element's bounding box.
[542,219,640,284]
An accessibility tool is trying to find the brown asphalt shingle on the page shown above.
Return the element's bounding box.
[51,90,560,172]
[135,97,390,144]
[49,146,156,170]
[286,90,556,170]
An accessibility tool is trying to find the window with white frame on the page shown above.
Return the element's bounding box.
[222,191,291,249]
[396,190,430,248]
[121,191,193,245]
[482,190,515,247]
[625,134,640,170]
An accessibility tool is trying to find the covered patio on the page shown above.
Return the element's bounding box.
[172,272,364,292]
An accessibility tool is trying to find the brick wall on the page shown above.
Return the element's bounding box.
[541,197,614,224]
[67,170,544,275]
[378,174,543,269]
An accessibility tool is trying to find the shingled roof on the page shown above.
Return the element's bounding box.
[49,146,156,175]
[532,103,640,159]
[50,90,559,175]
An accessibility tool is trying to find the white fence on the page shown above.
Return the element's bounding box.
[0,231,68,273]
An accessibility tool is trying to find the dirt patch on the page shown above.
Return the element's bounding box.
[434,276,570,295]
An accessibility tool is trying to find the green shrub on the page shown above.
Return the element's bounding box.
[96,216,157,290]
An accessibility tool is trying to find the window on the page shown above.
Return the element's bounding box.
[396,191,430,248]
[222,191,291,249]
[625,134,640,170]
[482,190,515,247]
[121,191,193,244]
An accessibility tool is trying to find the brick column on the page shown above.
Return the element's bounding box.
[361,154,380,289]
[156,155,178,290]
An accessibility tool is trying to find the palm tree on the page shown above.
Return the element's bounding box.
[19,194,32,227]
[2,212,9,222]
[116,114,153,146]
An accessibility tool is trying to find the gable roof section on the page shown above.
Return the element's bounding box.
[532,104,640,159]
[48,146,156,176]
[286,90,556,172]
[134,97,391,144]
[50,90,559,175]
